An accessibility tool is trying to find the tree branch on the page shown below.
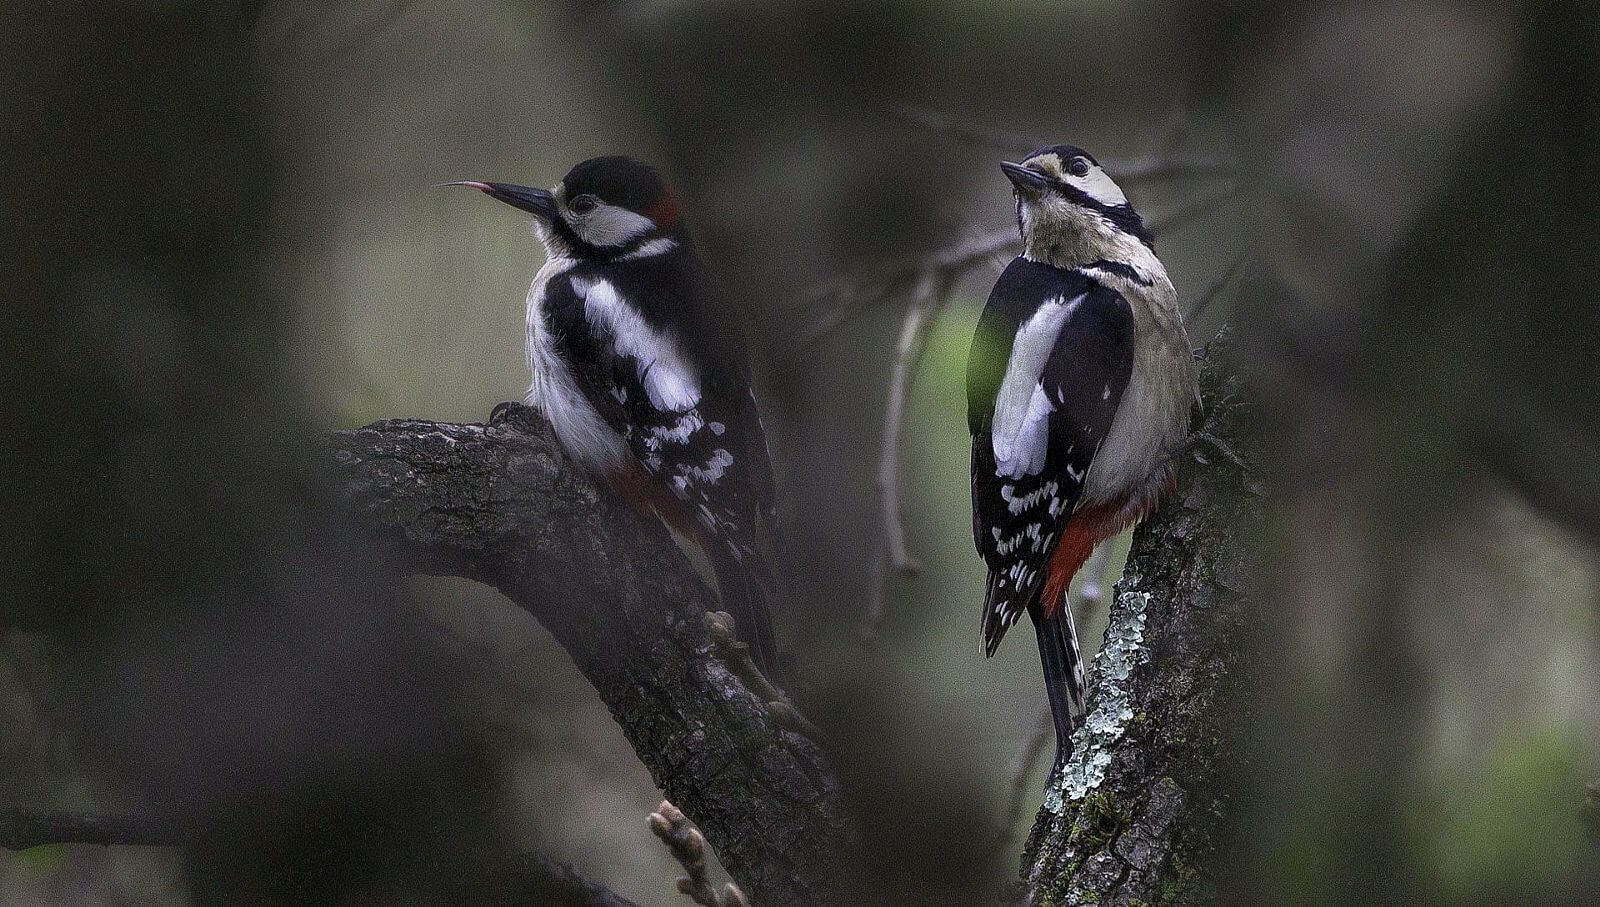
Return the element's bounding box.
[0,809,182,850]
[326,415,852,906]
[1022,338,1260,903]
[1,808,643,907]
[883,104,1236,180]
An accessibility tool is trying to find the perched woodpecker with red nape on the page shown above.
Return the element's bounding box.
[968,145,1196,767]
[453,156,781,671]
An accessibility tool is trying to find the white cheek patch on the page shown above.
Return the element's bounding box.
[991,293,1083,478]
[1072,166,1128,207]
[574,277,702,411]
[572,203,656,248]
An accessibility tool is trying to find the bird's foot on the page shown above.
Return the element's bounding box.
[489,400,538,429]
[1186,429,1250,471]
[705,611,825,742]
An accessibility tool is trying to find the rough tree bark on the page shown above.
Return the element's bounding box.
[325,415,852,907]
[1022,341,1260,905]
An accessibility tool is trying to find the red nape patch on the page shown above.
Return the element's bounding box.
[1040,498,1130,618]
[644,192,681,228]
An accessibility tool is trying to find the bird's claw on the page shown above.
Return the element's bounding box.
[767,700,826,741]
[1187,429,1249,471]
[705,611,824,742]
[489,400,535,428]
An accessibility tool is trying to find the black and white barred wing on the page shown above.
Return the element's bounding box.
[543,274,765,544]
[967,260,1134,654]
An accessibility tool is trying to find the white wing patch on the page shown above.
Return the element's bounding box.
[991,293,1083,478]
[574,276,702,412]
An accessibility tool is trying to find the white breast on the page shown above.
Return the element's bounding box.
[1078,271,1195,510]
[524,257,629,474]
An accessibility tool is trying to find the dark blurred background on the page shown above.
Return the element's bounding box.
[2,1,1596,903]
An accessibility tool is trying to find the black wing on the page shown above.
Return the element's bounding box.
[968,259,1134,654]
[544,262,780,665]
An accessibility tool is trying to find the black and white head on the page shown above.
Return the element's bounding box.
[453,155,685,260]
[1000,145,1152,266]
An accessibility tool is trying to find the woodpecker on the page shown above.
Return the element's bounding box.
[454,156,781,671]
[968,145,1196,767]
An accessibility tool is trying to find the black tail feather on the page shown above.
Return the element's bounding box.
[708,543,777,675]
[1031,596,1086,768]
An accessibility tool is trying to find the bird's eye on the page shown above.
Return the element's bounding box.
[569,195,598,215]
[1068,158,1091,177]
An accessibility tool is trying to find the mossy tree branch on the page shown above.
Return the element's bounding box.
[325,414,852,907]
[1022,340,1261,904]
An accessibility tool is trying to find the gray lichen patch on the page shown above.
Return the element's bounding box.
[1045,583,1152,811]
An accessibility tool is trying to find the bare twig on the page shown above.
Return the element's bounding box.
[862,271,956,642]
[798,179,1237,343]
[884,103,1235,180]
[1,809,638,905]
[649,801,749,907]
[985,708,1054,858]
[261,0,418,69]
[1075,544,1114,614]
[1583,782,1600,844]
[1184,253,1245,322]
[0,809,182,850]
[878,272,947,574]
[518,857,647,907]
[1191,429,1250,471]
[1148,183,1241,239]
[884,103,1048,153]
[794,227,1013,345]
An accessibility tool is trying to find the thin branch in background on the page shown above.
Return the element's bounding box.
[792,226,1013,346]
[1106,153,1238,182]
[257,0,417,69]
[1184,253,1245,322]
[1075,544,1113,613]
[984,709,1054,858]
[1149,182,1241,239]
[797,179,1238,347]
[1583,782,1600,844]
[518,857,647,907]
[878,272,947,575]
[884,103,1048,153]
[863,271,950,642]
[0,810,182,851]
[648,801,749,907]
[2,809,641,906]
[885,103,1236,181]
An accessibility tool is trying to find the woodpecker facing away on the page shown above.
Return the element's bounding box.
[454,156,781,671]
[968,146,1196,767]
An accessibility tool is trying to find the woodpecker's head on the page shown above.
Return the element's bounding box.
[453,155,685,260]
[1001,145,1152,267]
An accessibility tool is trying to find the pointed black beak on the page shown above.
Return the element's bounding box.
[1000,161,1051,194]
[446,180,555,218]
